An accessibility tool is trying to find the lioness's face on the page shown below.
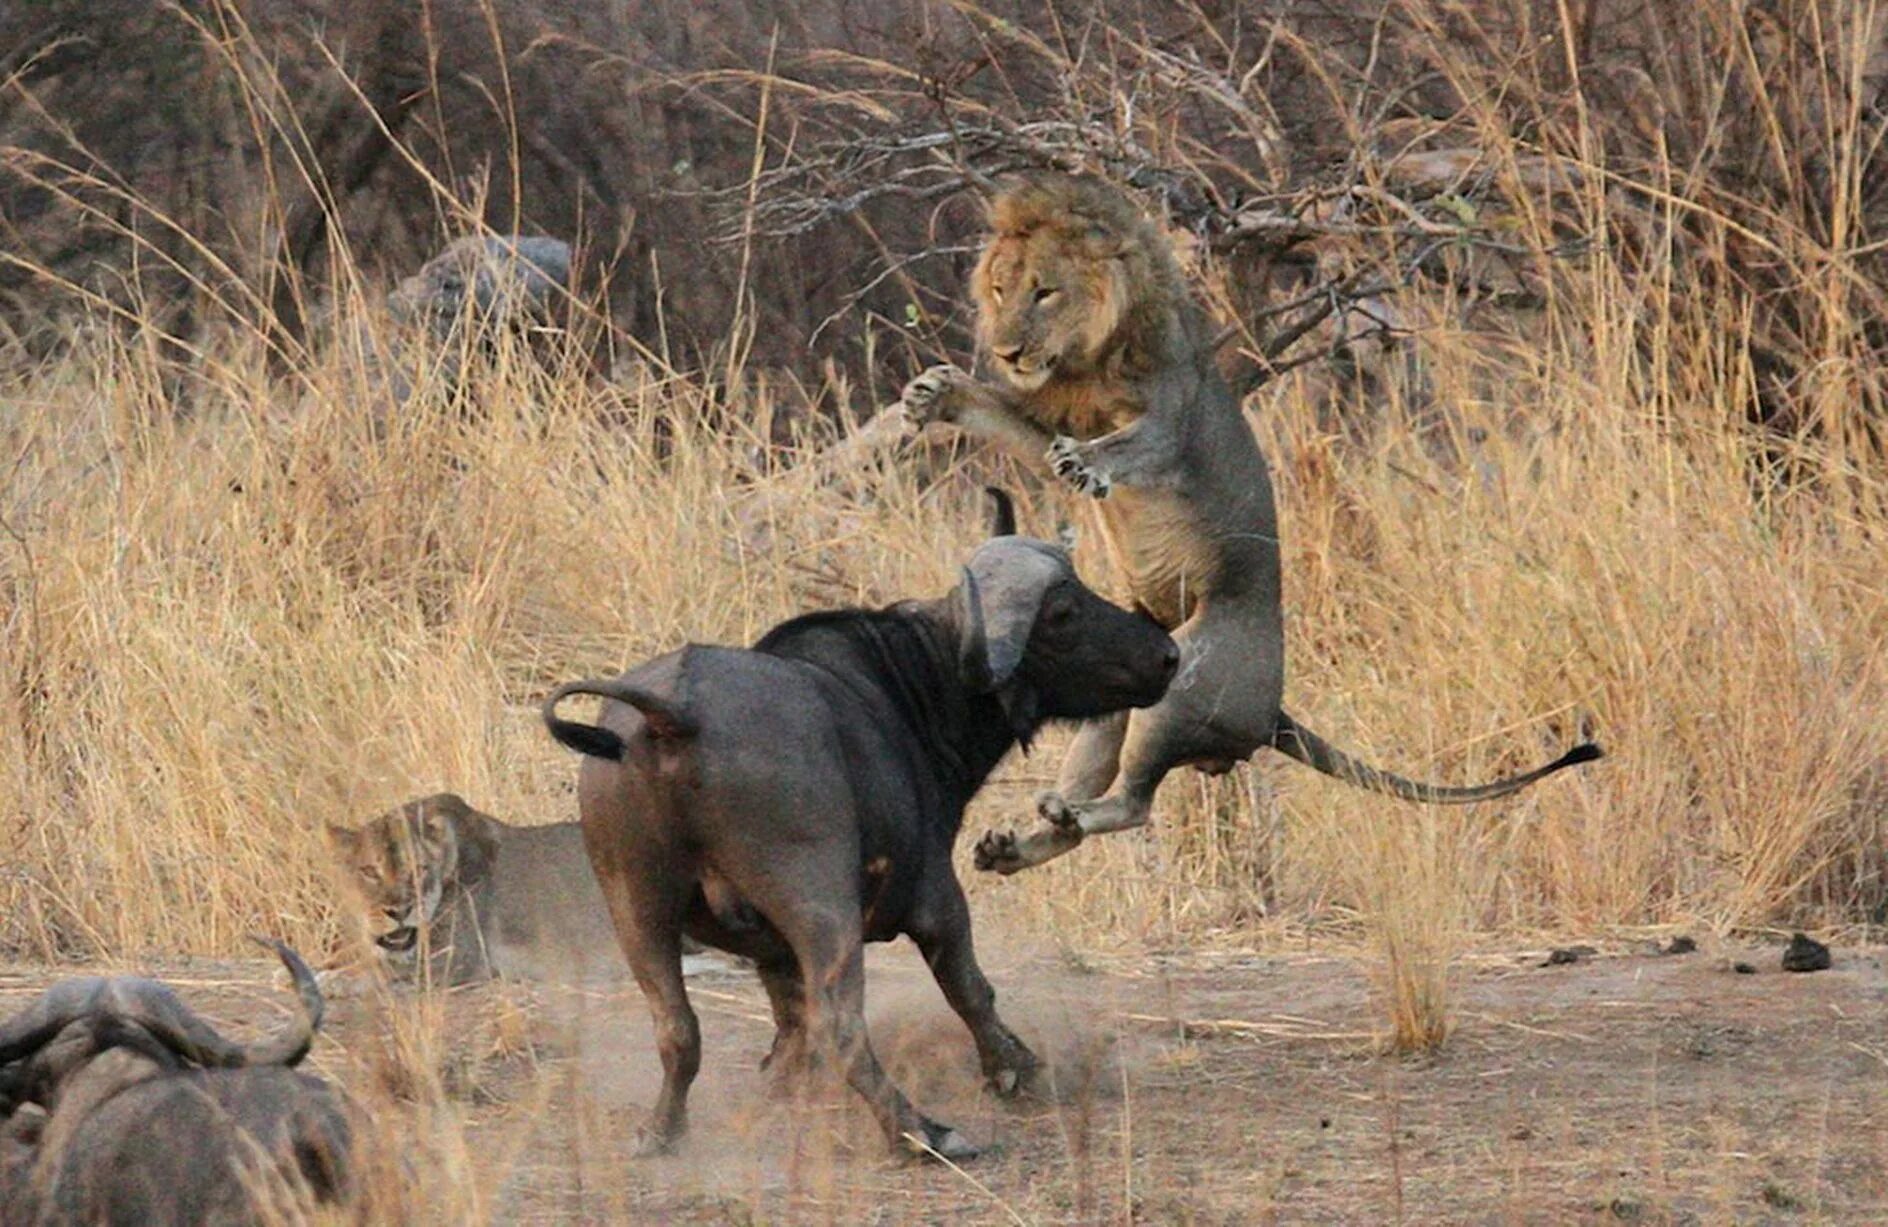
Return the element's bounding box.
[974,229,1126,392]
[325,796,464,956]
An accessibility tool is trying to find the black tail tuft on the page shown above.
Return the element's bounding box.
[1554,742,1604,768]
[545,717,627,760]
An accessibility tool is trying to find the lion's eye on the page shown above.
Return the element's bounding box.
[1033,286,1058,304]
[990,285,1005,306]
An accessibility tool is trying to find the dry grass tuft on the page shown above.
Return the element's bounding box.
[4,8,1888,1206]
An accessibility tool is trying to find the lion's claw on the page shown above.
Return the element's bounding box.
[973,829,1023,875]
[901,363,967,425]
[1035,791,1081,832]
[1045,436,1111,498]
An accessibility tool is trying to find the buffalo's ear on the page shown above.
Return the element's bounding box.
[954,563,1044,692]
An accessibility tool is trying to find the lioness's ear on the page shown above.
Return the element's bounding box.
[417,803,450,846]
[323,823,356,854]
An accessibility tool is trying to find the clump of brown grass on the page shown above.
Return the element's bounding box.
[4,0,1888,1099]
[1342,807,1469,1054]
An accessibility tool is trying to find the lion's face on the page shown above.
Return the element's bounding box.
[972,174,1181,394]
[325,794,469,957]
[973,229,1129,392]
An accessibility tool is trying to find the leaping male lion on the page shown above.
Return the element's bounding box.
[900,172,1600,875]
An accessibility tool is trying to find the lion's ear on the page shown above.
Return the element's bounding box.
[323,823,357,854]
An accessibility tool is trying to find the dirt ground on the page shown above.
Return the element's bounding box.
[6,936,1886,1225]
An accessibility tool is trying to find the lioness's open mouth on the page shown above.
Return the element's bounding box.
[376,926,418,953]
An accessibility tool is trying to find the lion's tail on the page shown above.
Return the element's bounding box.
[543,678,698,761]
[1271,710,1601,804]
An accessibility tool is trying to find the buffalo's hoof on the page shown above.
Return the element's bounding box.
[988,1059,1041,1100]
[1046,436,1111,498]
[900,364,966,425]
[905,1121,981,1163]
[973,829,1025,875]
[632,1128,680,1159]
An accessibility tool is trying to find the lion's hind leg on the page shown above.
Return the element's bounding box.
[1055,713,1129,802]
[972,705,1184,874]
[973,604,1276,875]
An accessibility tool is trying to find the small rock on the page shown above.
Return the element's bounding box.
[1782,932,1831,973]
[1661,936,1697,956]
[1541,945,1597,967]
[1732,961,1758,975]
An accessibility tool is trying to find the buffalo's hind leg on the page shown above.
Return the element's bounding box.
[910,874,1039,1099]
[588,847,700,1157]
[756,953,811,1097]
[619,930,700,1155]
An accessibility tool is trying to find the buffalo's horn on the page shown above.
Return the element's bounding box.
[0,938,321,1071]
[983,486,1018,538]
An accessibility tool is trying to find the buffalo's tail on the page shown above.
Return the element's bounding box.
[543,678,698,760]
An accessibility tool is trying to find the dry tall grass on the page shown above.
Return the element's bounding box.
[3,0,1888,1086]
[4,230,1886,972]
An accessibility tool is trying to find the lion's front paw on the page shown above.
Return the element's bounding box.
[901,363,969,425]
[973,829,1025,875]
[1046,436,1111,498]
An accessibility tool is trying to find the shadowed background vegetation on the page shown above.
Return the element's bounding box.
[2,2,1887,1062]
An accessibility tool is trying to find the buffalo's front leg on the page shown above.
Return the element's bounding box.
[741,853,979,1162]
[909,875,1040,1098]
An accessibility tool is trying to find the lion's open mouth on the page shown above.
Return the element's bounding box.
[1001,355,1056,390]
[375,926,419,953]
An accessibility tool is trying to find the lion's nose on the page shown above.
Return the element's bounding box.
[994,345,1024,365]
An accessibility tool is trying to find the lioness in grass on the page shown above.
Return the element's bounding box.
[326,793,722,987]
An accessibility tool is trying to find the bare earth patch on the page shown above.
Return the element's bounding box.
[5,940,1884,1224]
